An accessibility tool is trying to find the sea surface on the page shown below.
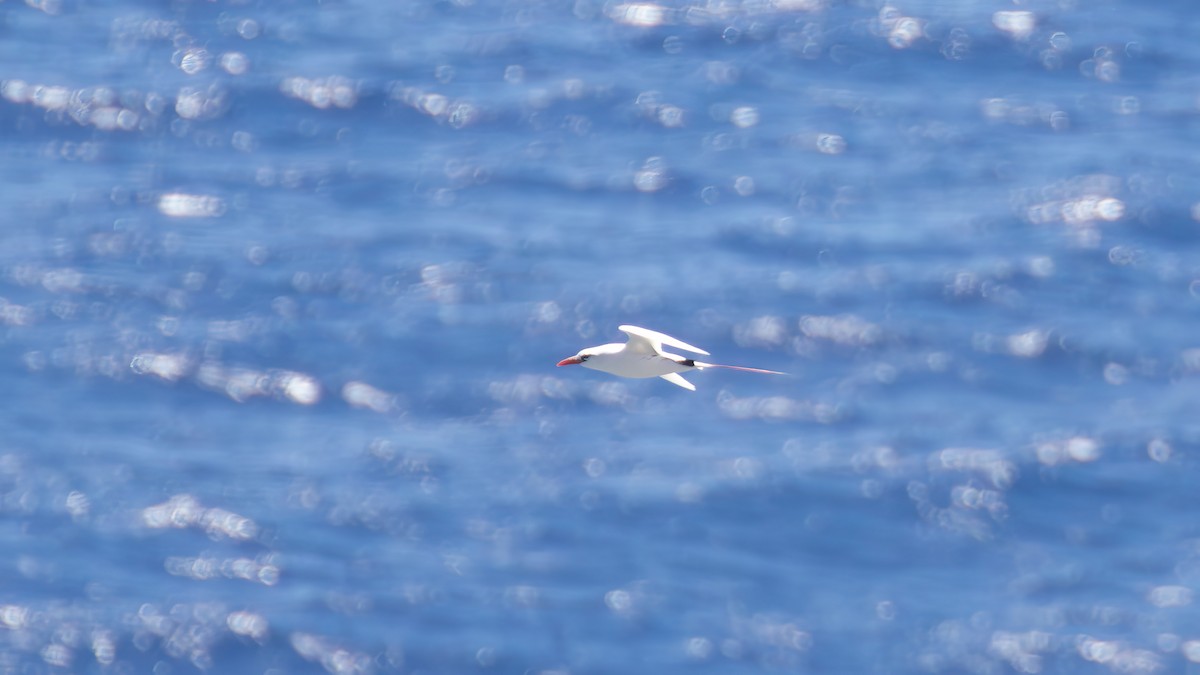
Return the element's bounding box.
[2,0,1200,673]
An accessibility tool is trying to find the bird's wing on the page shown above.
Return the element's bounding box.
[659,373,696,390]
[618,325,710,356]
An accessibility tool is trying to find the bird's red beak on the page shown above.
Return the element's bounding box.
[556,356,583,367]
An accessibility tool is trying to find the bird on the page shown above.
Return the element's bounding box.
[556,325,784,391]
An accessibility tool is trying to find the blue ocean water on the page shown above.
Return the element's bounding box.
[2,0,1200,672]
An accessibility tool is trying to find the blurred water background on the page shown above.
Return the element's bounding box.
[2,0,1200,672]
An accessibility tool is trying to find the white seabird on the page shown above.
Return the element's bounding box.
[556,325,784,391]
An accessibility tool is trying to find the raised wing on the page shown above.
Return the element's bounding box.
[618,325,710,356]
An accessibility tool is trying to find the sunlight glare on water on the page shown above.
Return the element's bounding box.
[2,0,1199,672]
[141,494,259,541]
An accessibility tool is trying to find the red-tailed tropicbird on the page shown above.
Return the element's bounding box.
[556,325,784,391]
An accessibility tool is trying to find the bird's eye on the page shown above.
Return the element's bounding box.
[580,355,589,362]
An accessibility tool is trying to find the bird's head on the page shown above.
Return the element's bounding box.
[556,350,593,367]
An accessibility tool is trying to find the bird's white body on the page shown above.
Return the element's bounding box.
[557,325,783,391]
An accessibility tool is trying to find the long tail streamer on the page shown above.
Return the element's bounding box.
[694,362,786,375]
